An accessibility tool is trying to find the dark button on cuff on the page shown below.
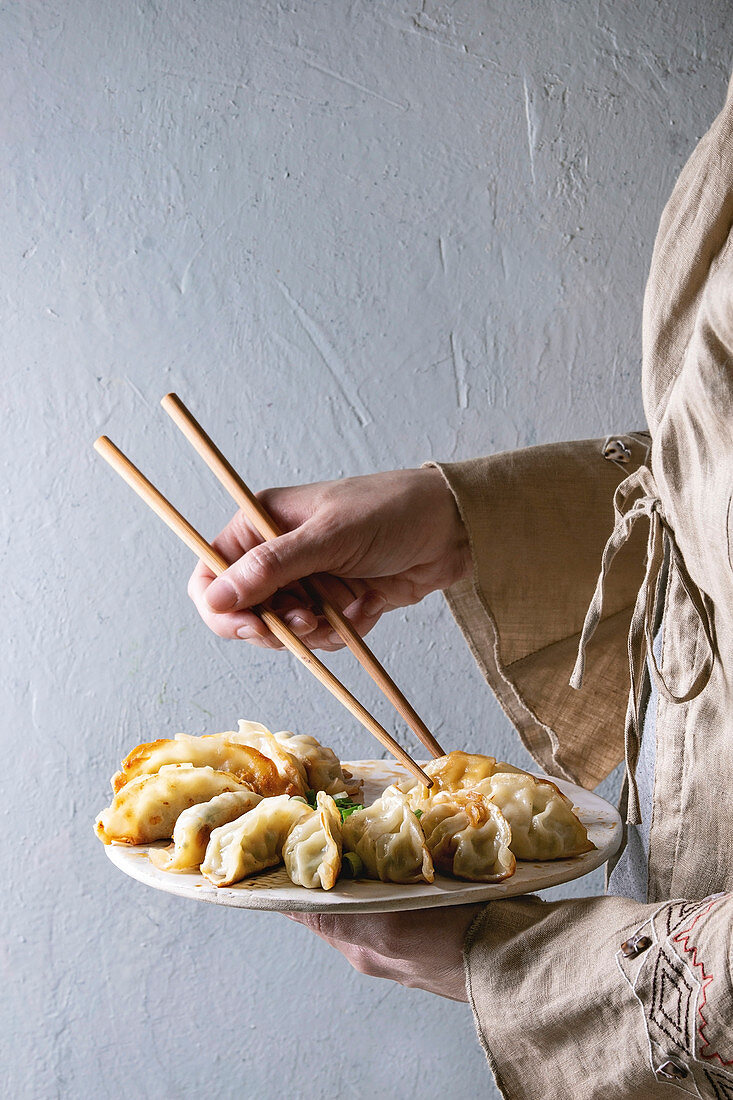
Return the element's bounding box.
[657,1060,688,1080]
[620,934,652,958]
[603,439,632,463]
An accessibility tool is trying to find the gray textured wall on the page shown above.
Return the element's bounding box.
[5,2,731,1097]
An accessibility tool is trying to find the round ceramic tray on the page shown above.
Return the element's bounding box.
[105,759,622,913]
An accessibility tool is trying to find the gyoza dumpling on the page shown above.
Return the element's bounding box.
[421,750,499,793]
[409,789,515,882]
[149,790,263,871]
[111,733,288,796]
[228,720,309,796]
[474,772,594,860]
[341,788,434,884]
[273,730,354,795]
[95,765,253,845]
[400,754,527,804]
[492,761,528,776]
[282,792,342,890]
[201,795,312,887]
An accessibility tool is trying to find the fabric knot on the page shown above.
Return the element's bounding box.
[602,437,632,465]
[570,465,716,824]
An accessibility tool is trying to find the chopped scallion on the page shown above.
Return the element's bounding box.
[340,852,364,879]
[338,801,363,822]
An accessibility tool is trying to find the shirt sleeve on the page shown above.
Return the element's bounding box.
[464,891,733,1100]
[428,433,650,789]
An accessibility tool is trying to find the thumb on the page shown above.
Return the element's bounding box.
[205,522,329,612]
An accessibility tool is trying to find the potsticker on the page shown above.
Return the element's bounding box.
[95,765,254,845]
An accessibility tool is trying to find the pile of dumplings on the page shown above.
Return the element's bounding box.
[94,720,594,890]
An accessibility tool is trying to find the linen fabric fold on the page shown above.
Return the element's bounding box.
[434,74,733,1099]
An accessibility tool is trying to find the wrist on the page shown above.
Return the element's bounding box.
[420,465,472,587]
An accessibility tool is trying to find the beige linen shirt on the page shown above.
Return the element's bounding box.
[437,76,733,1099]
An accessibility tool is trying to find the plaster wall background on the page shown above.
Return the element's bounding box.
[3,2,731,1097]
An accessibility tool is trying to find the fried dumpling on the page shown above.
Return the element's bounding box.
[273,730,354,795]
[227,720,309,796]
[474,772,594,860]
[282,792,342,890]
[421,750,499,793]
[401,755,527,804]
[95,765,253,845]
[406,788,515,882]
[111,733,287,796]
[341,788,434,884]
[201,795,312,887]
[492,761,527,776]
[148,790,263,872]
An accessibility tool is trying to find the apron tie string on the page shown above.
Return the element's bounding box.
[570,465,715,824]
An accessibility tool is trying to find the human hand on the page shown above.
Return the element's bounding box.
[283,905,484,1001]
[188,467,470,650]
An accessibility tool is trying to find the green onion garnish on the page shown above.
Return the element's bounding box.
[338,801,363,822]
[305,789,362,821]
[340,852,364,879]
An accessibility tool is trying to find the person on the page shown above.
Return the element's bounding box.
[188,77,733,1099]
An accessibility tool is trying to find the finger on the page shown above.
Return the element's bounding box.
[321,590,388,645]
[268,581,313,611]
[256,614,346,651]
[282,912,365,951]
[282,912,322,930]
[291,627,347,652]
[186,564,257,639]
[298,906,483,955]
[280,608,319,636]
[188,557,216,603]
[269,588,320,636]
[234,616,284,647]
[210,512,264,561]
[309,572,365,609]
[204,521,336,613]
[307,591,388,648]
[266,579,360,645]
[283,577,374,650]
[189,562,312,645]
[271,601,388,651]
[256,484,325,532]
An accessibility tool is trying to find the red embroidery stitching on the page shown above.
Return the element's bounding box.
[672,897,732,1067]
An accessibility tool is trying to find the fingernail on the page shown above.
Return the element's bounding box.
[327,631,342,645]
[284,612,315,634]
[206,579,238,612]
[236,626,255,640]
[363,593,386,617]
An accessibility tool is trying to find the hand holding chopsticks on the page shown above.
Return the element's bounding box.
[94,403,444,787]
[160,393,445,759]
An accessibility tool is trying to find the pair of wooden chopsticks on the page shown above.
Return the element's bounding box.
[94,393,444,788]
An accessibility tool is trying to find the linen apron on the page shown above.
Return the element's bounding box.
[432,73,733,1099]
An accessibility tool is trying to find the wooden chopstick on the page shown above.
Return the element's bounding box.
[160,392,445,759]
[93,434,433,789]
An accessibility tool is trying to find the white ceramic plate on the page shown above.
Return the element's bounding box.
[105,759,622,913]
